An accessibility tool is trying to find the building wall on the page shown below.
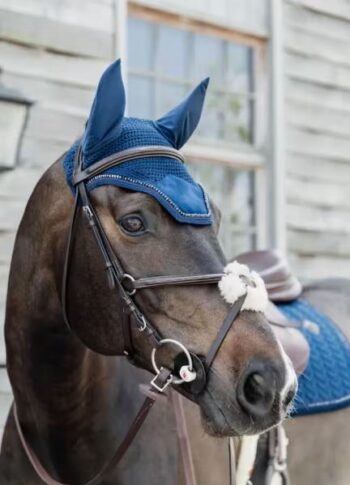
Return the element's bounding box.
[283,0,350,279]
[131,0,268,37]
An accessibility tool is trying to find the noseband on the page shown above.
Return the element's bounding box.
[62,144,249,397]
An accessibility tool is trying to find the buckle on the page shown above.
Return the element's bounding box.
[150,368,173,393]
[82,205,93,218]
[122,274,136,296]
[151,338,197,386]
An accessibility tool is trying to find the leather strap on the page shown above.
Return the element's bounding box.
[205,295,246,368]
[132,274,223,290]
[171,392,198,485]
[132,274,300,295]
[13,369,171,485]
[73,146,185,185]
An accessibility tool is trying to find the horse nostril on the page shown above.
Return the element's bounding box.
[243,372,266,405]
[238,369,276,418]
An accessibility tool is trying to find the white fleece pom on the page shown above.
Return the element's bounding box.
[218,261,268,312]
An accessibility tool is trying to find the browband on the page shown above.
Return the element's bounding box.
[73,145,185,185]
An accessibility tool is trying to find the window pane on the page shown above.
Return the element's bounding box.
[128,75,154,118]
[127,16,255,147]
[195,92,224,140]
[188,163,255,258]
[128,16,154,71]
[191,33,224,87]
[156,82,186,118]
[224,95,252,144]
[226,44,252,92]
[158,25,188,78]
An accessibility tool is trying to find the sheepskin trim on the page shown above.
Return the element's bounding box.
[218,261,268,312]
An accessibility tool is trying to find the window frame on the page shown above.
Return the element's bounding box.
[125,4,269,251]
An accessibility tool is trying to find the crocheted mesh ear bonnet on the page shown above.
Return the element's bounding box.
[63,60,212,225]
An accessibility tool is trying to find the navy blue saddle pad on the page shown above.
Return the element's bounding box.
[278,299,350,417]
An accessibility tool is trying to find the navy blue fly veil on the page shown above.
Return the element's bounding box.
[63,59,212,225]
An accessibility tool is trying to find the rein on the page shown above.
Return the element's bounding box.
[14,145,252,484]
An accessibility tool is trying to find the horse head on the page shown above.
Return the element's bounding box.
[63,60,296,437]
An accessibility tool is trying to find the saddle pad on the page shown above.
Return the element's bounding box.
[63,118,212,226]
[277,299,350,417]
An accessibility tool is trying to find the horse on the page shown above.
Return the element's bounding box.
[0,60,296,484]
[0,59,348,485]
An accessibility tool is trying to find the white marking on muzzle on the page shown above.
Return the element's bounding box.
[277,339,298,412]
[219,261,297,414]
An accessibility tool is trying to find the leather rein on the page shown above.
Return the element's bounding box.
[14,145,251,485]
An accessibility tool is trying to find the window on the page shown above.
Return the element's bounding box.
[127,13,264,259]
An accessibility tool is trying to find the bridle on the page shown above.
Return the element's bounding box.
[14,144,253,485]
[63,144,250,397]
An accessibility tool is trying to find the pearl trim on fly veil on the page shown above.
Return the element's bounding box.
[218,261,268,312]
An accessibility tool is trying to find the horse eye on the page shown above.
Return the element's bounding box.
[119,215,145,234]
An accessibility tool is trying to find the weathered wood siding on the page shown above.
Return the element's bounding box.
[284,0,350,279]
[131,0,268,37]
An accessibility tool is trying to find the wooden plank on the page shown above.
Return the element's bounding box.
[0,0,113,32]
[0,392,12,427]
[285,78,350,114]
[0,199,26,232]
[0,264,9,294]
[185,142,264,170]
[288,0,350,23]
[19,135,70,169]
[288,229,350,257]
[0,9,113,59]
[288,253,350,280]
[0,167,42,200]
[285,26,350,68]
[284,3,350,42]
[285,52,350,91]
[286,127,350,163]
[0,233,16,265]
[0,72,94,113]
[286,99,350,138]
[131,0,269,38]
[0,369,11,395]
[0,101,27,168]
[0,41,108,89]
[25,106,84,144]
[287,176,350,210]
[286,155,350,184]
[287,203,350,233]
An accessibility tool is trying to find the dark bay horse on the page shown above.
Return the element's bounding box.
[0,60,296,483]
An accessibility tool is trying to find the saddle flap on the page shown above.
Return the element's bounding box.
[265,302,310,375]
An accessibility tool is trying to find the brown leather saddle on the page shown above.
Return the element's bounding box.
[236,250,310,375]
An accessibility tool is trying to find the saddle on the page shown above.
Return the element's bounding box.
[236,250,310,375]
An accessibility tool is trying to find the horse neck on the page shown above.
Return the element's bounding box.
[4,162,120,478]
[6,248,116,431]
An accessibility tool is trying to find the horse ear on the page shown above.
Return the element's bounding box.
[82,59,125,156]
[155,78,209,149]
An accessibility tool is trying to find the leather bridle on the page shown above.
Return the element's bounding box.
[14,144,252,485]
[63,145,250,396]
